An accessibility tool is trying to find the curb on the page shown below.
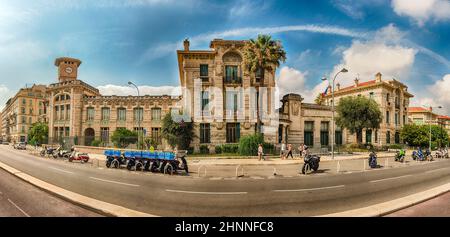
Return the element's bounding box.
[319,183,450,217]
[0,160,157,217]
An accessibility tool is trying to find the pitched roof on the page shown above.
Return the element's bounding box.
[338,80,376,92]
[437,115,450,120]
[408,107,431,113]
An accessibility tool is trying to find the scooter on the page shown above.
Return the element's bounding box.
[368,151,377,168]
[68,151,89,163]
[412,149,425,161]
[301,154,320,174]
[435,148,449,159]
[395,149,405,162]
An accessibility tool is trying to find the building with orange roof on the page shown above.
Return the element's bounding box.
[323,72,414,146]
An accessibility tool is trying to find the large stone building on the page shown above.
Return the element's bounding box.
[323,73,414,146]
[0,38,422,151]
[1,84,47,142]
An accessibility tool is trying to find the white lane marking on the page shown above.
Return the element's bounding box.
[425,168,450,174]
[49,167,75,174]
[273,185,345,192]
[370,174,412,183]
[165,189,247,195]
[89,177,140,187]
[8,199,30,217]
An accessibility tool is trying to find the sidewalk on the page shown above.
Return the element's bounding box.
[88,151,399,166]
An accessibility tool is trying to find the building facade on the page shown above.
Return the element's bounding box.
[1,39,423,152]
[1,84,47,143]
[323,73,414,146]
[408,107,450,136]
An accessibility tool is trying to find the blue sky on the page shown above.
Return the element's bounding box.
[0,0,449,112]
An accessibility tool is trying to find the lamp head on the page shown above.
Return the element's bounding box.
[321,76,327,81]
[341,68,348,73]
[128,81,133,85]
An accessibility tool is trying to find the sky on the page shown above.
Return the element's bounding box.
[0,0,449,113]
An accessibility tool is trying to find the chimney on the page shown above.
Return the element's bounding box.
[336,83,340,91]
[183,38,190,51]
[354,77,359,86]
[375,72,382,82]
[429,106,433,112]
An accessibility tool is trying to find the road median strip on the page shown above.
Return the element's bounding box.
[0,160,156,217]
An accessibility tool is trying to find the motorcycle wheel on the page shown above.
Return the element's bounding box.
[313,163,319,171]
[301,163,310,174]
[164,163,174,175]
[150,162,157,172]
[135,161,143,171]
[106,159,112,168]
[69,157,73,162]
[40,151,45,157]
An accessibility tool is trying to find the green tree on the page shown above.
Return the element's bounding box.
[111,128,138,148]
[161,113,194,150]
[335,96,382,144]
[28,122,48,145]
[315,93,324,105]
[400,124,448,148]
[238,133,264,156]
[243,34,286,134]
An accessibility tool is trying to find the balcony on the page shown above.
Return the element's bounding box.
[223,76,242,85]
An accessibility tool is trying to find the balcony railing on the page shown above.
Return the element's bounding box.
[223,76,242,84]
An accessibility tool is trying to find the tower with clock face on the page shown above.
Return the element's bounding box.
[54,57,82,82]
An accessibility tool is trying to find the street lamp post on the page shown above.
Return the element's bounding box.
[424,105,442,151]
[128,81,141,150]
[322,68,348,160]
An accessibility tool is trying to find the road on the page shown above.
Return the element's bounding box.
[0,167,101,217]
[386,192,450,217]
[0,145,449,216]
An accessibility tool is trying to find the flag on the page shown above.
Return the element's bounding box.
[322,86,328,96]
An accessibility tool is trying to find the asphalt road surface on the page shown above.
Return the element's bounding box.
[0,167,101,217]
[0,145,449,216]
[386,192,450,217]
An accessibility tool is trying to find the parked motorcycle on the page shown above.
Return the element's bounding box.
[40,146,58,158]
[68,151,89,163]
[56,147,71,158]
[395,149,405,162]
[301,154,320,174]
[412,148,426,161]
[368,150,377,168]
[435,148,449,159]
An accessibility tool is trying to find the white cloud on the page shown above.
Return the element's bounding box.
[329,24,417,87]
[97,84,181,96]
[424,74,450,114]
[138,24,369,64]
[392,0,450,26]
[228,0,270,18]
[0,85,14,111]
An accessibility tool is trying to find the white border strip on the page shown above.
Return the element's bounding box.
[166,189,247,195]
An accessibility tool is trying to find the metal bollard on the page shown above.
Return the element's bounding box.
[337,161,341,173]
[236,165,244,177]
[197,165,207,177]
[363,159,366,170]
[273,167,277,176]
[385,158,388,168]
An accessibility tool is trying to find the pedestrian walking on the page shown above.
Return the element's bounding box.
[280,143,286,159]
[286,144,293,159]
[258,143,264,161]
[298,143,304,157]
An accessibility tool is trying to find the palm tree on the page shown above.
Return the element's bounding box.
[243,34,286,134]
[315,93,324,105]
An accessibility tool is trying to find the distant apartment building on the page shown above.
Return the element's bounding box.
[1,85,47,142]
[408,107,450,136]
[323,73,414,145]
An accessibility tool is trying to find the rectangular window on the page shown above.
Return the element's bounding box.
[87,107,94,121]
[395,112,399,125]
[255,67,264,82]
[226,91,238,113]
[386,111,390,124]
[151,108,161,121]
[101,107,110,121]
[226,123,240,143]
[386,131,391,144]
[320,122,329,146]
[225,65,239,83]
[304,121,314,146]
[117,108,126,121]
[335,126,343,145]
[134,108,143,122]
[100,127,109,143]
[60,105,64,120]
[366,129,372,144]
[375,130,378,143]
[200,123,211,144]
[21,107,25,114]
[29,108,33,115]
[403,115,406,125]
[65,127,70,137]
[200,64,208,81]
[201,91,209,114]
[22,99,26,105]
[151,127,162,144]
[66,104,70,120]
[29,117,32,124]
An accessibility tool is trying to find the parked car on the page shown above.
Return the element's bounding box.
[14,142,27,150]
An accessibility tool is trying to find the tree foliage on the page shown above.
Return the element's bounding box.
[243,34,286,134]
[315,93,324,105]
[400,124,448,148]
[28,122,48,145]
[238,133,264,156]
[335,96,382,143]
[111,128,138,148]
[161,113,194,150]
